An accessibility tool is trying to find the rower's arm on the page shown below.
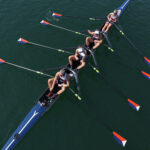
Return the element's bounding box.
[75,49,78,56]
[88,30,94,35]
[107,13,111,19]
[51,72,59,89]
[93,40,102,49]
[63,80,70,88]
[77,61,86,70]
[57,87,66,95]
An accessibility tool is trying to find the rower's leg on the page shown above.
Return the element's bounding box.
[48,78,55,91]
[102,22,109,31]
[93,39,103,50]
[105,23,113,33]
[69,55,76,66]
[57,87,66,95]
[85,37,93,47]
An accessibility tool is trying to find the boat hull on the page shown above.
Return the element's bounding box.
[118,0,131,16]
[2,88,58,150]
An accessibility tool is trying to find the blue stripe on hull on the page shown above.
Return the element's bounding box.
[2,102,48,150]
[118,0,131,16]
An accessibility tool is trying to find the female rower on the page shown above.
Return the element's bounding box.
[68,46,88,71]
[85,30,103,50]
[102,9,119,33]
[48,69,70,99]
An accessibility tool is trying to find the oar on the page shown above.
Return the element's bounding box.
[52,12,106,21]
[86,48,98,67]
[102,32,113,48]
[69,86,127,147]
[69,87,82,101]
[42,65,67,72]
[70,70,81,95]
[18,38,73,54]
[39,21,108,69]
[40,20,88,37]
[0,58,52,77]
[113,23,150,66]
[88,63,141,112]
[18,37,99,77]
[1,57,127,147]
[0,58,81,102]
[104,44,150,80]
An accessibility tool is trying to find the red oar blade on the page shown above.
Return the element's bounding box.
[52,12,62,18]
[144,57,150,65]
[141,71,150,80]
[0,58,6,64]
[40,20,50,26]
[113,131,127,147]
[128,99,140,111]
[18,38,29,44]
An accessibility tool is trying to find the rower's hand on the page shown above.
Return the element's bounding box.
[74,68,78,72]
[88,30,91,34]
[75,56,79,60]
[58,84,63,87]
[51,93,58,99]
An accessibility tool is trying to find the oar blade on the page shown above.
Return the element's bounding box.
[18,38,29,44]
[141,71,150,80]
[144,57,150,65]
[52,12,62,18]
[113,131,127,147]
[128,99,140,111]
[40,20,50,26]
[0,58,6,64]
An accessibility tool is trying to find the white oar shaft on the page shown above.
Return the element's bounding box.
[50,24,87,37]
[29,41,72,54]
[5,62,52,77]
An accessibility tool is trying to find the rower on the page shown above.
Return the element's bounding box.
[48,69,70,99]
[102,9,120,33]
[68,46,88,71]
[85,29,103,50]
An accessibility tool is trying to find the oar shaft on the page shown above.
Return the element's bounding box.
[50,23,88,37]
[54,14,106,21]
[113,23,144,57]
[69,87,113,132]
[29,41,73,54]
[5,62,52,77]
[88,49,98,67]
[89,63,128,99]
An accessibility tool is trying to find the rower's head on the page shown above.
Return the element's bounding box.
[94,30,100,36]
[60,69,66,76]
[77,46,84,52]
[113,9,118,16]
[77,46,87,55]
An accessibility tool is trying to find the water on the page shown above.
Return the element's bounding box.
[0,0,150,149]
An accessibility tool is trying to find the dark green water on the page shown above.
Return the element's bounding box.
[0,0,150,149]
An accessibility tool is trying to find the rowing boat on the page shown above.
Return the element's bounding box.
[2,0,131,149]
